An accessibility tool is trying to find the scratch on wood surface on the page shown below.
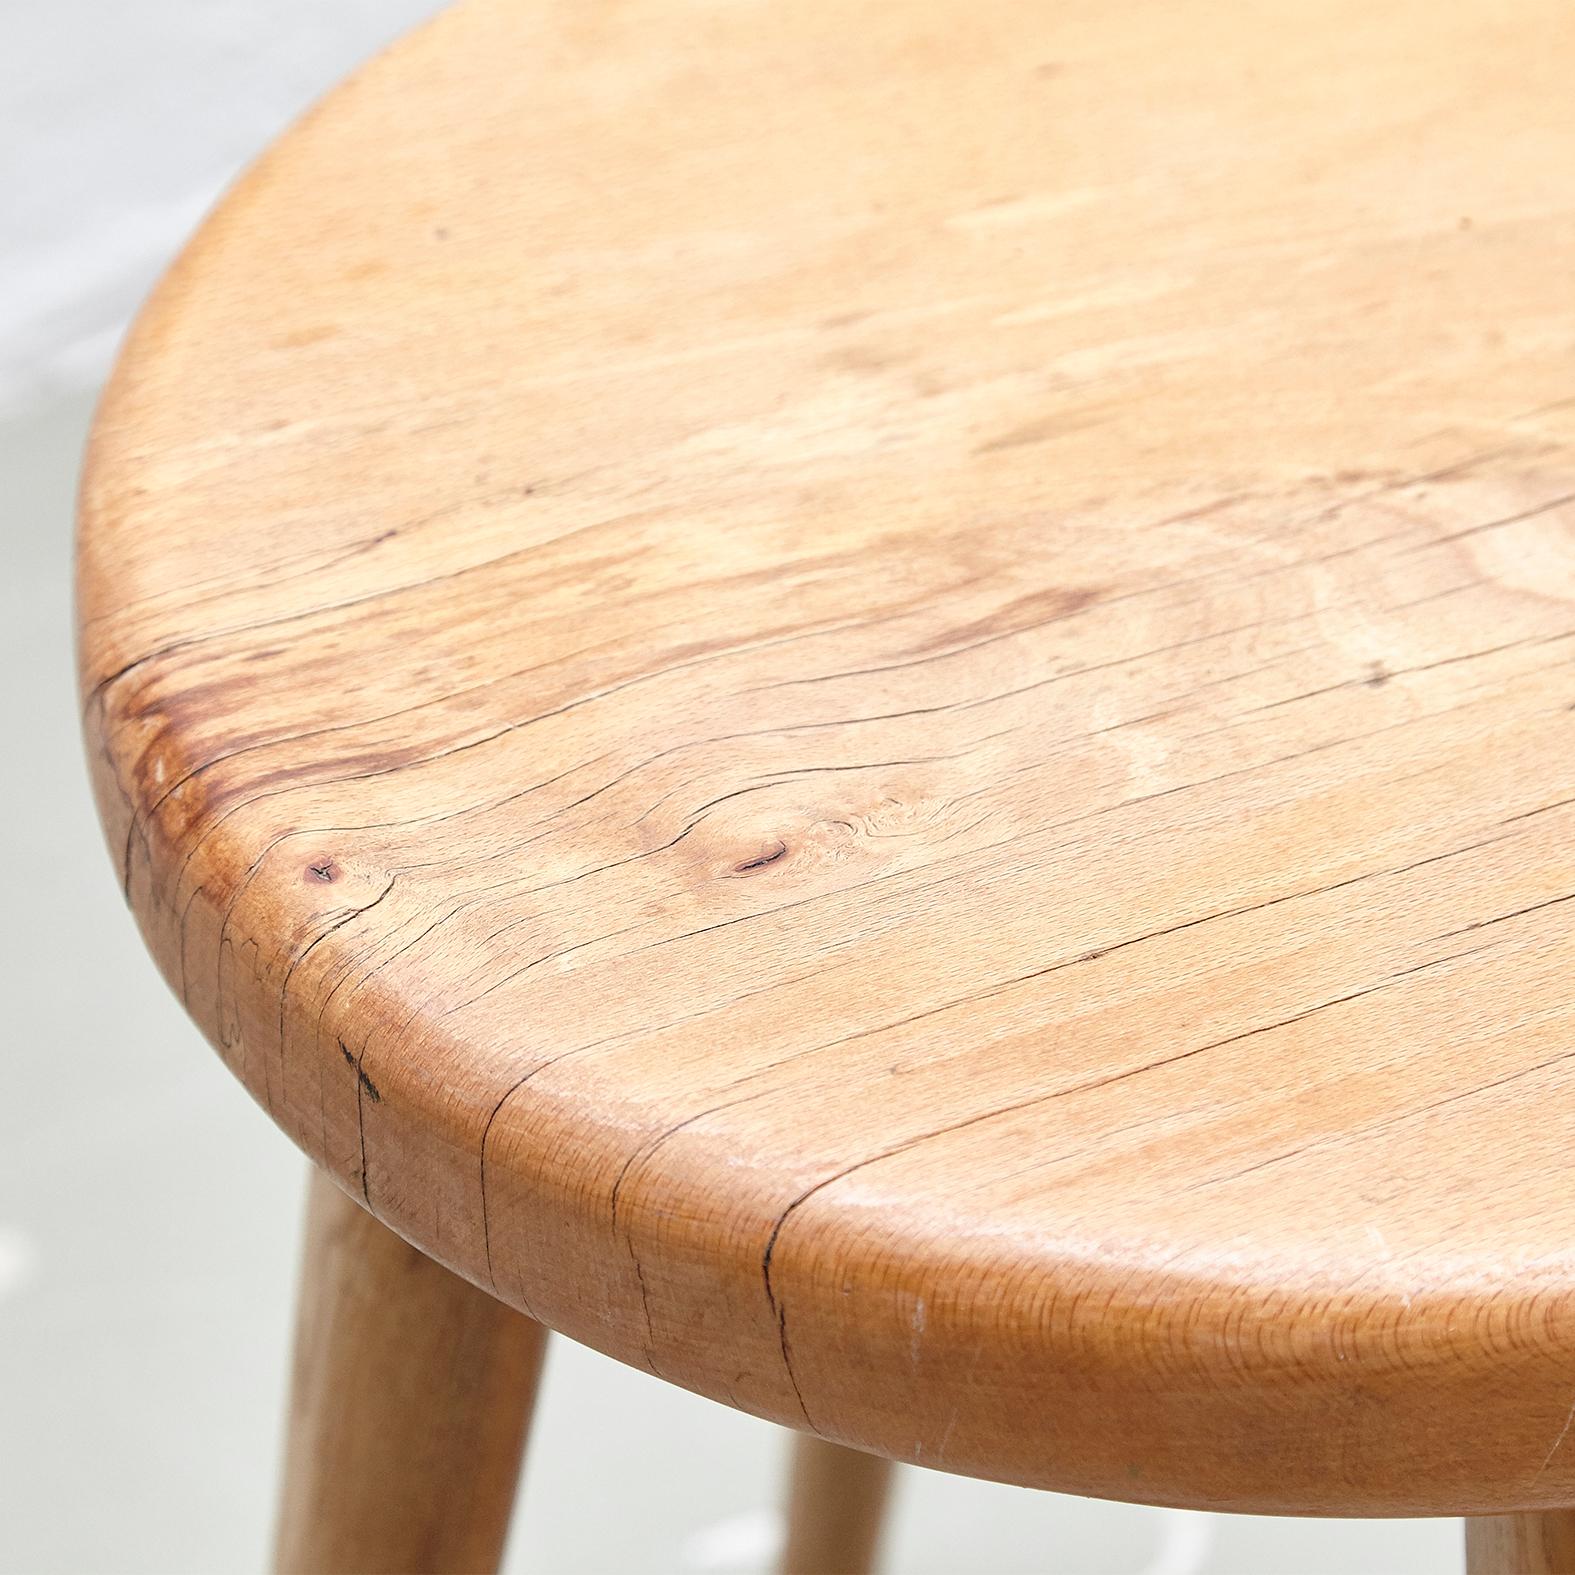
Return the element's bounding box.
[1538,1397,1575,1478]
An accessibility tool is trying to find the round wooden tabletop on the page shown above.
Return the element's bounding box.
[78,0,1575,1518]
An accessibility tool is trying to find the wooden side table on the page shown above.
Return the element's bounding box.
[78,0,1575,1569]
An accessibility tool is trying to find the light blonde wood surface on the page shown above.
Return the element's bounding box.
[780,1436,894,1575]
[274,1170,546,1575]
[1467,1513,1575,1575]
[79,0,1575,1517]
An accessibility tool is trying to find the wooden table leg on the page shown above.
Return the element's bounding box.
[779,1433,895,1575]
[1467,1513,1575,1574]
[273,1170,547,1575]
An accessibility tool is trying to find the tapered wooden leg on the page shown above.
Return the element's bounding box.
[778,1433,895,1575]
[1467,1514,1575,1574]
[273,1171,547,1575]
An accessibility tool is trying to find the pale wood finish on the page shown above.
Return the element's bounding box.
[274,1170,546,1575]
[1467,1514,1575,1575]
[780,1436,894,1575]
[79,0,1575,1518]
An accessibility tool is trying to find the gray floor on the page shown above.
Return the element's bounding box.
[0,394,1470,1574]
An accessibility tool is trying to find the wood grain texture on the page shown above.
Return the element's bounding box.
[780,1436,894,1575]
[1467,1513,1575,1575]
[77,0,1575,1516]
[275,1170,546,1574]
